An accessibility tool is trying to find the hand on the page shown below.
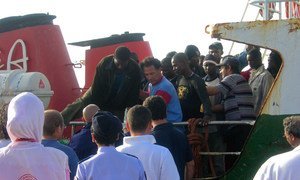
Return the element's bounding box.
[200,115,212,126]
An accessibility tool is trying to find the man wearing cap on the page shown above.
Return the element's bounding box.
[75,111,146,180]
[117,105,180,180]
[62,46,141,124]
[185,45,206,78]
[209,42,224,64]
[247,48,274,115]
[172,52,212,123]
[206,57,256,168]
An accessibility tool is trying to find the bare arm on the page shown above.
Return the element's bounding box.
[185,160,195,180]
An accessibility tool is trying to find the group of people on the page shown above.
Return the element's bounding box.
[0,43,288,179]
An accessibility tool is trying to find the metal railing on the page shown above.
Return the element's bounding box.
[68,120,255,156]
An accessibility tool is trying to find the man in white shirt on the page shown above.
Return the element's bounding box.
[254,116,300,180]
[117,105,180,180]
[75,111,146,180]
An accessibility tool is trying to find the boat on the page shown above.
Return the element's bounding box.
[0,1,300,178]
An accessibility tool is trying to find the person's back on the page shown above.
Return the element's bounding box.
[117,105,179,180]
[76,111,145,180]
[0,92,69,180]
[42,109,79,180]
[78,146,145,180]
[143,95,194,180]
[254,116,300,180]
[152,124,193,179]
[0,144,69,180]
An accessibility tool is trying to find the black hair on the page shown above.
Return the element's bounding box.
[269,51,282,66]
[140,57,162,70]
[247,48,262,61]
[114,46,131,61]
[184,45,200,60]
[143,96,166,120]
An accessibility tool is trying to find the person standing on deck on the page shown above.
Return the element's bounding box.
[62,46,141,123]
[139,57,182,123]
[185,45,206,78]
[247,48,274,115]
[172,52,212,123]
[206,57,256,169]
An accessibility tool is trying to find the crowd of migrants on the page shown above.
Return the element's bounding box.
[0,44,285,180]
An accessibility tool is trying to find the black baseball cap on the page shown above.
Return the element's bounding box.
[92,111,122,139]
[216,56,239,68]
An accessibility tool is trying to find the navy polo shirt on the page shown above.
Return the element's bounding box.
[152,122,193,180]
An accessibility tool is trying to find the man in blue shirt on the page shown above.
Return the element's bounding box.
[140,57,182,123]
[42,110,79,180]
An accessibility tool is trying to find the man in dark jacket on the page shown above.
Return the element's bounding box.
[68,104,99,160]
[62,46,141,124]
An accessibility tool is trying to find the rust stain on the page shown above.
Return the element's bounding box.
[288,19,300,33]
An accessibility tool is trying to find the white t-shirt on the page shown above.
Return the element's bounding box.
[117,135,180,180]
[254,145,300,180]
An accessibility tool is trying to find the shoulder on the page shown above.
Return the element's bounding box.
[45,146,68,161]
[97,55,113,67]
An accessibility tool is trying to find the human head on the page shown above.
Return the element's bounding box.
[126,105,152,134]
[283,116,300,148]
[247,48,262,70]
[143,95,166,121]
[217,56,240,78]
[245,44,260,53]
[7,92,44,142]
[209,42,223,63]
[268,51,282,78]
[172,52,190,76]
[91,111,122,146]
[185,45,201,67]
[161,57,176,80]
[43,110,65,139]
[114,46,131,70]
[83,104,100,123]
[203,54,218,76]
[166,51,177,58]
[140,57,162,85]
